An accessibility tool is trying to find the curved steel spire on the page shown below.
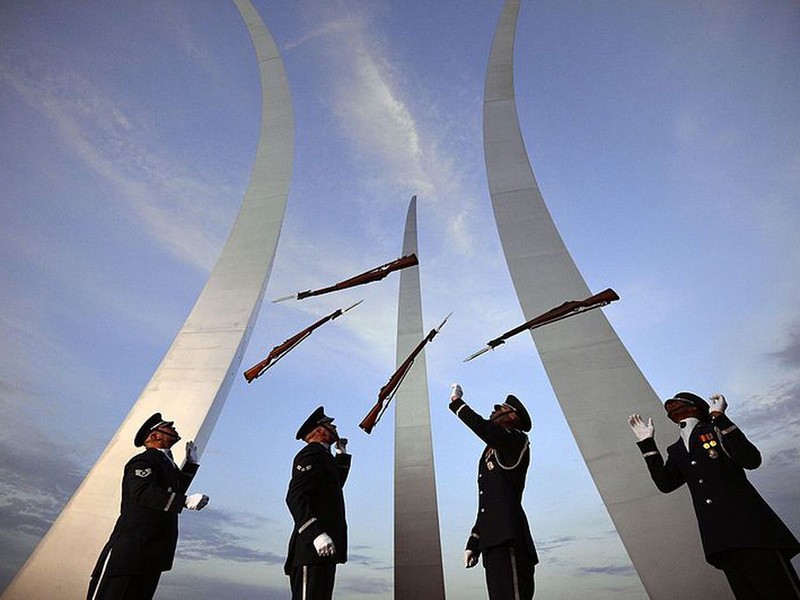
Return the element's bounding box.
[2,1,293,597]
[482,0,731,597]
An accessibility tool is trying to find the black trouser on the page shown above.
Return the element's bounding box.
[289,563,337,600]
[716,548,800,599]
[483,541,536,600]
[87,572,161,600]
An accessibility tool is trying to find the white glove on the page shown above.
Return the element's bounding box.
[450,383,463,402]
[627,414,654,441]
[709,394,727,415]
[464,549,478,568]
[313,533,336,557]
[335,438,348,455]
[185,441,200,464]
[185,493,209,510]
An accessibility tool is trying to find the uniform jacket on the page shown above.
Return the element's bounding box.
[284,442,351,574]
[450,399,538,562]
[91,447,199,577]
[637,414,799,567]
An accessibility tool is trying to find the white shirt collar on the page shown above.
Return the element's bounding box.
[679,417,700,450]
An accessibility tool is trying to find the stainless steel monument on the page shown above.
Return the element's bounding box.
[1,1,293,597]
[394,197,446,599]
[482,0,732,597]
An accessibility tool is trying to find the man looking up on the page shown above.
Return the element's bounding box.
[284,406,351,600]
[450,383,538,600]
[629,392,799,598]
[88,413,209,600]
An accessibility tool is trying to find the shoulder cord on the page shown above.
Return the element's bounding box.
[713,425,731,458]
[489,437,530,470]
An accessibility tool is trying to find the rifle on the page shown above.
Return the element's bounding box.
[243,300,362,383]
[359,312,452,434]
[272,254,419,303]
[464,288,619,362]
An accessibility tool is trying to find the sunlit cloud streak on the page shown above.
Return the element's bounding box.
[0,59,234,272]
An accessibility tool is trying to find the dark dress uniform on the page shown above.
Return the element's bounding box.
[451,397,538,600]
[637,413,800,598]
[284,441,351,600]
[88,448,199,600]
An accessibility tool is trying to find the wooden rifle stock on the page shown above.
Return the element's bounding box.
[358,399,384,434]
[274,254,419,302]
[359,357,415,434]
[243,327,313,383]
[244,301,362,383]
[359,313,450,434]
[489,287,619,348]
[464,288,619,362]
[298,254,418,300]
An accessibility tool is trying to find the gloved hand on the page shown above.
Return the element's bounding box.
[709,394,727,415]
[335,438,349,455]
[185,493,209,511]
[627,414,654,441]
[450,383,463,402]
[185,441,200,465]
[313,533,336,557]
[464,549,478,568]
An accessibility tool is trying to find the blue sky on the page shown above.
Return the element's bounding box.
[1,1,799,598]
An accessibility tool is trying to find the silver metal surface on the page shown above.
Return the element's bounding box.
[482,0,732,597]
[394,196,446,599]
[1,1,293,597]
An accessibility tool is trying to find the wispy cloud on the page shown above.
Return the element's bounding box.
[283,17,366,53]
[178,511,284,564]
[721,373,800,532]
[284,11,431,193]
[343,545,392,570]
[337,575,393,595]
[331,45,430,194]
[768,322,800,368]
[0,59,235,272]
[157,571,287,600]
[0,433,83,536]
[0,434,83,590]
[290,6,486,250]
[535,534,580,553]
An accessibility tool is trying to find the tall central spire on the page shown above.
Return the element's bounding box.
[393,196,446,599]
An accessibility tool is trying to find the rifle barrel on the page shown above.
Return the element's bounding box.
[271,255,418,303]
[244,302,362,383]
[463,288,619,362]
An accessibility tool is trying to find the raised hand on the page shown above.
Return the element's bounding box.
[450,383,463,402]
[627,414,654,441]
[709,394,727,415]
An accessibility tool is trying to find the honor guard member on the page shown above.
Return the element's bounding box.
[629,392,800,599]
[87,413,209,600]
[450,384,538,600]
[284,406,351,600]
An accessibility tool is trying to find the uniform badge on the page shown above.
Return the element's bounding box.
[487,461,494,471]
[296,464,313,472]
[700,433,719,459]
[134,468,152,478]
